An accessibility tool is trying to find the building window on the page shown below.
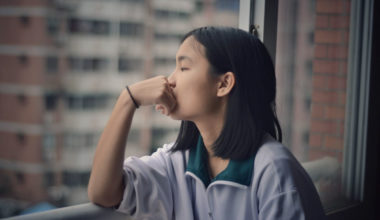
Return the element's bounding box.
[120,22,143,37]
[68,57,108,72]
[155,9,190,20]
[64,132,100,148]
[18,54,28,65]
[120,0,141,3]
[44,172,55,187]
[17,94,27,104]
[45,93,58,111]
[46,17,60,35]
[46,56,59,73]
[16,172,25,184]
[118,58,142,72]
[68,18,110,35]
[154,32,182,42]
[154,57,176,66]
[43,134,56,161]
[92,20,110,35]
[82,96,96,109]
[16,132,26,144]
[67,96,81,110]
[63,171,90,187]
[19,15,30,26]
[66,94,109,110]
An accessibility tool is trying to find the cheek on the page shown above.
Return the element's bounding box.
[176,80,216,114]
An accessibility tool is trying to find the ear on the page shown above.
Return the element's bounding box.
[216,72,235,97]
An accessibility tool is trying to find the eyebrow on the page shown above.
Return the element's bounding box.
[177,55,192,63]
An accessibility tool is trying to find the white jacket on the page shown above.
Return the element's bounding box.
[116,134,326,220]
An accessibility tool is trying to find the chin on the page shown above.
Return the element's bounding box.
[168,111,182,121]
[169,115,182,121]
[168,107,188,121]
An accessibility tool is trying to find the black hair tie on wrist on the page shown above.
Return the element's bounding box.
[126,86,139,109]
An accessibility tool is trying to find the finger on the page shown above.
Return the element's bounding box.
[157,104,170,115]
[164,79,173,91]
[156,99,171,116]
[161,76,168,84]
[166,88,177,111]
[155,104,164,112]
[161,90,176,112]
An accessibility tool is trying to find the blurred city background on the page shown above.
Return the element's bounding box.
[0,0,350,218]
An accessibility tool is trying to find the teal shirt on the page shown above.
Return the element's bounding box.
[186,136,254,187]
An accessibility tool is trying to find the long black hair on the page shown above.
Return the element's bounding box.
[171,26,282,160]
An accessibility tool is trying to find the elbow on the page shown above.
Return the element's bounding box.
[88,186,105,207]
[88,185,122,208]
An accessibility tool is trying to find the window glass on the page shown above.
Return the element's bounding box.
[275,0,352,211]
[45,56,59,73]
[45,93,58,110]
[0,0,239,217]
[68,18,111,35]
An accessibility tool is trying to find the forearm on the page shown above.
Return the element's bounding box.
[88,76,176,207]
[88,88,136,207]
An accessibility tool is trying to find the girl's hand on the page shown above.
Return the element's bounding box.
[129,76,176,115]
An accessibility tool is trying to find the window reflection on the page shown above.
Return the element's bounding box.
[275,0,351,211]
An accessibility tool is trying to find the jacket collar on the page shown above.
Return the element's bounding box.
[186,136,254,187]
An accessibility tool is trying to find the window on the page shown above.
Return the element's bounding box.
[68,57,109,72]
[45,56,58,73]
[66,94,109,110]
[64,132,100,148]
[120,22,144,37]
[63,171,90,187]
[155,9,190,20]
[68,18,110,35]
[67,96,81,110]
[154,32,183,41]
[16,172,25,184]
[44,172,55,187]
[43,133,56,162]
[154,57,176,66]
[19,15,30,26]
[118,57,142,72]
[243,0,377,218]
[18,54,28,64]
[16,132,26,144]
[46,17,60,35]
[45,93,58,111]
[275,0,354,211]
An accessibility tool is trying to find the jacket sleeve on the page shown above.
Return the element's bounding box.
[115,144,174,219]
[258,188,306,220]
[256,158,326,220]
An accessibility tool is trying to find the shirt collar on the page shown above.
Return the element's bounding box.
[186,136,254,187]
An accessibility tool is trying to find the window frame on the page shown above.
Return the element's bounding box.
[239,0,379,219]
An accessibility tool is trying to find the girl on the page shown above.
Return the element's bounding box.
[88,26,326,219]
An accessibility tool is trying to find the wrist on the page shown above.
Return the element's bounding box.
[119,88,138,109]
[125,85,139,108]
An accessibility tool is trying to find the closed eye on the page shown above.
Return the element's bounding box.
[181,67,189,71]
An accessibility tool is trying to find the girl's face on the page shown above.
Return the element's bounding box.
[168,37,223,121]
